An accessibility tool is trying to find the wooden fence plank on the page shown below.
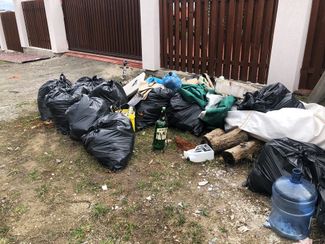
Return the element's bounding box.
[201,0,209,73]
[249,0,265,82]
[187,0,194,73]
[180,0,187,71]
[208,0,218,75]
[167,0,174,68]
[309,1,325,86]
[194,0,202,74]
[224,0,236,78]
[258,0,275,83]
[215,0,225,76]
[231,0,244,80]
[160,0,165,66]
[174,0,180,70]
[240,0,254,81]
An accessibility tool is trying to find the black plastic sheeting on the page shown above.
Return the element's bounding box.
[65,95,109,140]
[167,93,205,136]
[70,76,105,97]
[82,113,135,171]
[246,138,325,229]
[37,74,72,121]
[135,88,175,130]
[45,88,80,134]
[89,80,127,108]
[238,83,305,112]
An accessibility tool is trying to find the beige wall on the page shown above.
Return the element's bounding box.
[267,0,313,91]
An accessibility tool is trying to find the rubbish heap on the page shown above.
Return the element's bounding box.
[37,71,325,239]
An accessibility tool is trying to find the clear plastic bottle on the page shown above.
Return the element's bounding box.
[267,168,317,240]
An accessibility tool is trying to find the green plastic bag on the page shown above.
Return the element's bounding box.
[201,96,236,128]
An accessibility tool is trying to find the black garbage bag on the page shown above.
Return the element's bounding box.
[89,80,127,107]
[37,74,72,120]
[71,76,105,97]
[45,88,80,134]
[65,95,109,140]
[135,88,175,130]
[246,138,325,228]
[167,93,205,136]
[238,83,305,112]
[82,113,135,171]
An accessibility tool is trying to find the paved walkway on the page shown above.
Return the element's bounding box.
[0,55,141,121]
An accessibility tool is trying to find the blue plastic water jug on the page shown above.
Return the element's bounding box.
[268,168,317,240]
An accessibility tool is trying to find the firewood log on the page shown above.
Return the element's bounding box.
[203,128,249,153]
[222,140,263,165]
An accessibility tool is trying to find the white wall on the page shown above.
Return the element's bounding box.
[0,14,8,50]
[43,0,68,53]
[267,0,312,91]
[12,0,28,47]
[140,0,160,70]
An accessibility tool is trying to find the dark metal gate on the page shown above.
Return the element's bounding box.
[62,0,142,60]
[22,0,51,49]
[0,11,23,52]
[160,0,278,83]
[299,0,325,90]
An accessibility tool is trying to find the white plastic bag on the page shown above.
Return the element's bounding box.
[225,103,325,149]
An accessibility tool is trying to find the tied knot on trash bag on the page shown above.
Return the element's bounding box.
[70,75,106,97]
[37,73,72,121]
[89,80,127,107]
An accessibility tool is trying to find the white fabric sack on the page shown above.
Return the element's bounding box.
[225,103,325,150]
[205,93,224,110]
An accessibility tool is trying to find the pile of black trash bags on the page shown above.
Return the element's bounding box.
[135,88,205,136]
[38,75,307,170]
[38,74,134,171]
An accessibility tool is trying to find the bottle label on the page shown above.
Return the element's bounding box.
[156,128,167,140]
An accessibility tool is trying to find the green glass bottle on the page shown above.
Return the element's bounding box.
[152,107,168,150]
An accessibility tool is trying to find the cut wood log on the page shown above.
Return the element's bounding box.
[202,128,249,153]
[308,71,325,103]
[202,128,225,145]
[214,77,264,98]
[222,140,263,165]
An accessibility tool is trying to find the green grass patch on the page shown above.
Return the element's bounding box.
[70,225,91,243]
[35,184,49,200]
[91,203,110,219]
[13,204,28,216]
[28,169,41,181]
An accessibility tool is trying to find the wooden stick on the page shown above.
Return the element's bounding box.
[222,140,263,165]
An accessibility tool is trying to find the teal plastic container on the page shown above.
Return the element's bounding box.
[268,168,317,240]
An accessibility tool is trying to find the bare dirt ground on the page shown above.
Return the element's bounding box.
[0,56,324,243]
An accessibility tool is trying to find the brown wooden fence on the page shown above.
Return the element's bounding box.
[299,0,325,90]
[160,0,278,83]
[22,0,51,49]
[62,0,142,60]
[0,11,23,52]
